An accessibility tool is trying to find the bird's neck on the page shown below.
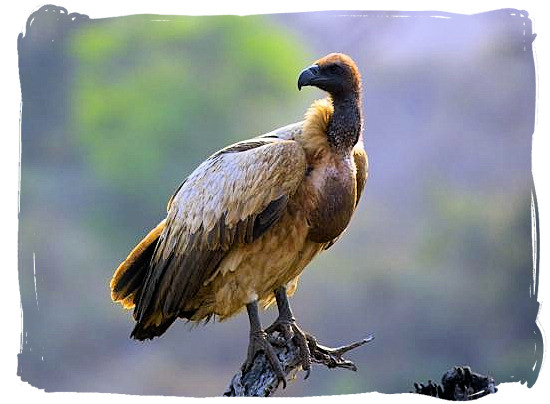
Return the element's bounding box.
[327,93,363,153]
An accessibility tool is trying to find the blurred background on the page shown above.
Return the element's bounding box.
[17,5,541,397]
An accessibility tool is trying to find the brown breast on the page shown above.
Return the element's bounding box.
[300,153,357,243]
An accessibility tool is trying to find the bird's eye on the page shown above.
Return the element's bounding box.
[327,64,344,74]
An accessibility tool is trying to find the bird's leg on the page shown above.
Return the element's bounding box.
[265,286,312,378]
[242,300,287,388]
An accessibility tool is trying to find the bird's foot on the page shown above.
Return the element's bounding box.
[265,317,312,379]
[305,333,375,371]
[242,329,287,389]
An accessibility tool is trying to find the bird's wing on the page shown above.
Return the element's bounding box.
[258,121,304,141]
[353,140,368,206]
[134,136,307,324]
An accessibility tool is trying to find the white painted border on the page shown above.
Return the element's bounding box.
[2,1,547,403]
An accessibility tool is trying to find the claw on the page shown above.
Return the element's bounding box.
[265,317,312,377]
[242,329,287,389]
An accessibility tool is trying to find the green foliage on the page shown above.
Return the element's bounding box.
[69,15,306,194]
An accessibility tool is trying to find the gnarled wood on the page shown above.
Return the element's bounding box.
[223,332,374,397]
[413,365,498,400]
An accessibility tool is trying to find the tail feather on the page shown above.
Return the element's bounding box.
[130,315,177,340]
[110,220,166,309]
[111,219,200,340]
[129,306,201,340]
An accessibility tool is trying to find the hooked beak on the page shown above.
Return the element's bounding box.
[297,64,321,91]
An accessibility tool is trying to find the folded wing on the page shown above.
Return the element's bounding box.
[131,137,307,338]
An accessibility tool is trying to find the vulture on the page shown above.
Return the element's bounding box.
[110,53,368,384]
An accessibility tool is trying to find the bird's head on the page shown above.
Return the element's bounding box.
[297,53,362,99]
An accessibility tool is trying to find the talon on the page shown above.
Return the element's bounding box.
[243,301,287,388]
[266,287,372,380]
[265,319,294,341]
[242,329,287,388]
[266,316,312,377]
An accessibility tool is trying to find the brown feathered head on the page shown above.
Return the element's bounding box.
[297,53,362,99]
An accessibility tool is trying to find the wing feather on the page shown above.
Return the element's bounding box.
[133,137,307,329]
[353,141,368,206]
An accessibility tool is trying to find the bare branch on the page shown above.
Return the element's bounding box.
[412,366,498,400]
[223,333,374,396]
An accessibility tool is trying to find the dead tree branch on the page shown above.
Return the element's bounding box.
[223,332,374,396]
[413,365,497,400]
